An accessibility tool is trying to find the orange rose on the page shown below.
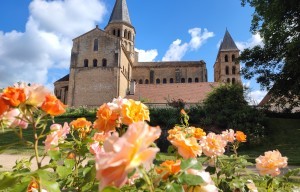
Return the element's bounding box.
[0,96,9,116]
[235,131,247,142]
[192,127,206,140]
[121,99,150,125]
[156,160,181,179]
[70,117,92,138]
[2,87,26,107]
[41,94,66,116]
[93,103,119,132]
[27,179,39,192]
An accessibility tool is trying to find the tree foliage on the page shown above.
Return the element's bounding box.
[240,0,300,110]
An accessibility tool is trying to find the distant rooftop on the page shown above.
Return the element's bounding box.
[55,74,69,83]
[135,61,206,68]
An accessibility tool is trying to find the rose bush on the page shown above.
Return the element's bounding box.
[0,82,299,192]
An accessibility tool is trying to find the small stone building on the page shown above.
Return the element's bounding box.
[54,0,241,107]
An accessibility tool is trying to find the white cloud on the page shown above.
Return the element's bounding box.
[236,33,263,51]
[135,48,158,62]
[162,28,214,61]
[0,0,106,89]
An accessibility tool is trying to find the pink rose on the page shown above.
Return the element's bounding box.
[0,108,28,129]
[44,123,70,152]
[200,132,227,157]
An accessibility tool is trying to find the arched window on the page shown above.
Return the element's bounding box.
[232,78,236,84]
[124,29,127,38]
[102,58,107,67]
[227,78,230,83]
[232,54,236,62]
[139,79,143,84]
[84,59,88,67]
[113,29,116,36]
[94,39,98,51]
[225,66,229,75]
[188,78,192,83]
[170,78,174,83]
[128,31,131,40]
[156,78,160,84]
[163,78,167,84]
[195,77,199,82]
[232,66,236,74]
[117,29,120,37]
[150,70,154,84]
[93,59,97,67]
[181,78,185,83]
[225,54,228,62]
[145,79,149,84]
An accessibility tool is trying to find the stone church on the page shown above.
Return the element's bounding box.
[54,0,241,107]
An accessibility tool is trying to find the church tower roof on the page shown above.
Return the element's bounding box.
[108,0,132,26]
[219,29,239,51]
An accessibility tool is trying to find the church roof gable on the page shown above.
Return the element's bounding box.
[219,30,239,51]
[108,0,132,26]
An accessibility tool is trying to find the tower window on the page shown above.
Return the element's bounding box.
[181,78,185,83]
[128,31,131,40]
[117,29,120,37]
[84,59,88,67]
[145,79,149,84]
[150,70,154,84]
[156,78,160,84]
[232,66,236,74]
[93,59,98,67]
[225,54,228,62]
[232,78,236,84]
[102,58,107,67]
[163,78,167,84]
[225,66,229,75]
[227,78,230,83]
[232,54,236,62]
[113,29,116,36]
[139,79,143,84]
[195,77,199,82]
[93,39,98,51]
[124,29,127,38]
[170,78,174,83]
[188,78,192,83]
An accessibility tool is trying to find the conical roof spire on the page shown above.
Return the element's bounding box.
[219,29,239,51]
[108,0,132,26]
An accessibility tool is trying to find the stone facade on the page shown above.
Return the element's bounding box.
[54,0,241,107]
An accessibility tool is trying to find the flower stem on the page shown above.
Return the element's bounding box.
[139,166,154,192]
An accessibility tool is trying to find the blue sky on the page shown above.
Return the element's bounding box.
[0,0,266,104]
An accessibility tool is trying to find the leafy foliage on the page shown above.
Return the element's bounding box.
[240,0,300,110]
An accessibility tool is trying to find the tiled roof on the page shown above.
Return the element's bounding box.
[55,74,69,82]
[219,29,239,51]
[126,82,219,103]
[108,0,132,26]
[134,61,206,68]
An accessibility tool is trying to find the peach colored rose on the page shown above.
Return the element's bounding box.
[192,127,206,140]
[2,87,26,107]
[221,129,235,143]
[95,121,161,190]
[121,99,150,125]
[200,132,227,157]
[24,84,51,107]
[89,132,111,155]
[186,169,218,192]
[156,160,181,180]
[93,103,119,132]
[255,150,288,177]
[168,132,202,159]
[0,96,9,116]
[0,108,28,129]
[235,131,247,142]
[41,94,66,116]
[44,123,70,152]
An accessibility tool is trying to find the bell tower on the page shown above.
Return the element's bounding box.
[214,29,241,84]
[105,0,136,58]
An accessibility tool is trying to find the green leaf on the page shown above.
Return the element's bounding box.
[35,170,60,192]
[0,172,31,191]
[57,165,72,179]
[178,173,204,185]
[48,150,61,161]
[180,158,202,171]
[166,183,184,192]
[102,186,120,192]
[64,159,75,169]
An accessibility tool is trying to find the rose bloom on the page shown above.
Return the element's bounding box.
[121,99,150,125]
[186,169,218,192]
[44,123,70,152]
[255,150,288,177]
[0,96,9,116]
[191,127,206,140]
[24,84,50,107]
[235,131,247,142]
[0,108,28,129]
[70,117,92,138]
[89,132,111,155]
[107,97,128,113]
[156,160,181,180]
[200,132,227,157]
[41,94,66,116]
[2,87,26,107]
[221,129,235,143]
[168,132,202,159]
[95,121,161,190]
[93,103,119,132]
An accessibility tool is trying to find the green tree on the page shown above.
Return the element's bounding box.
[240,0,300,110]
